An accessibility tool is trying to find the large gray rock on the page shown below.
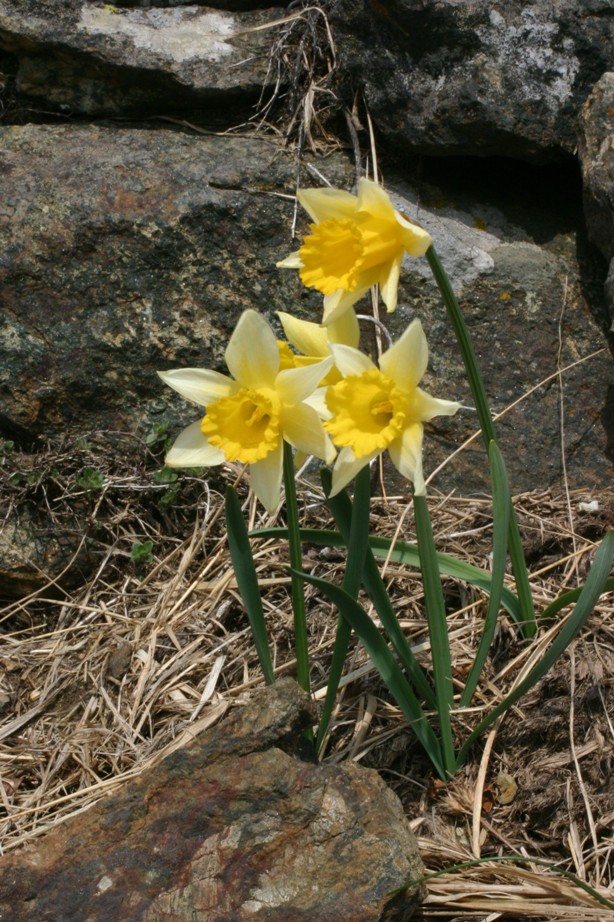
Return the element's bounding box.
[578,71,614,334]
[579,71,614,261]
[0,0,285,117]
[0,123,611,496]
[329,0,614,161]
[0,125,340,438]
[0,679,425,921]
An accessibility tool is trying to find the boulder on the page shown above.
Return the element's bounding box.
[578,71,614,330]
[329,0,614,161]
[0,122,612,496]
[579,71,614,261]
[0,679,425,921]
[0,0,285,118]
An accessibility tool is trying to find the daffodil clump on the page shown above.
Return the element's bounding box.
[160,310,457,506]
[159,180,453,508]
[157,176,614,781]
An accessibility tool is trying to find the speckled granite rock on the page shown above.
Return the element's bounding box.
[329,0,614,161]
[0,680,425,921]
[578,71,614,333]
[0,0,285,117]
[0,122,612,495]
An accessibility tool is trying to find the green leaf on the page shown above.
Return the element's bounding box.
[460,441,510,707]
[131,540,154,565]
[456,530,614,766]
[296,570,447,779]
[426,244,536,638]
[153,465,178,484]
[316,466,371,750]
[225,486,275,686]
[539,577,614,622]
[414,495,456,776]
[321,476,436,708]
[251,527,523,623]
[282,442,310,694]
[146,420,171,450]
[77,467,104,490]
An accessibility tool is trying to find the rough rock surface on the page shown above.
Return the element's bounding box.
[579,71,614,261]
[0,0,285,117]
[0,679,425,921]
[579,71,614,330]
[1,122,611,496]
[329,0,614,160]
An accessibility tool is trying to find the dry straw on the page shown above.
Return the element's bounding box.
[1,426,612,918]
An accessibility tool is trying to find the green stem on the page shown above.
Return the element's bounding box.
[414,494,456,777]
[316,465,371,751]
[426,245,536,637]
[282,440,310,694]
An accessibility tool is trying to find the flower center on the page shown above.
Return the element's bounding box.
[324,369,406,458]
[299,219,364,295]
[201,387,281,463]
[299,213,404,296]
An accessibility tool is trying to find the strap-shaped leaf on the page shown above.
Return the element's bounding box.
[460,440,510,706]
[296,569,447,779]
[414,495,456,776]
[225,486,275,685]
[456,529,614,766]
[282,441,309,693]
[251,527,523,623]
[322,472,436,709]
[316,466,371,750]
[426,244,536,637]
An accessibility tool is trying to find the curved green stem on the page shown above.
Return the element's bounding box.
[282,440,310,694]
[426,244,536,637]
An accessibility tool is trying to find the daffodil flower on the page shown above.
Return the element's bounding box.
[158,310,336,513]
[278,178,432,323]
[276,308,360,385]
[322,318,459,497]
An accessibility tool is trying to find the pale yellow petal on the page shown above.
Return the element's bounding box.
[276,357,333,405]
[250,442,283,514]
[356,177,396,221]
[276,250,303,269]
[329,446,379,497]
[327,308,360,348]
[379,318,428,390]
[387,423,425,493]
[165,420,225,468]
[280,403,335,462]
[397,213,433,256]
[303,388,331,419]
[413,387,461,421]
[328,343,375,378]
[298,186,358,223]
[277,311,329,357]
[322,287,366,324]
[225,309,279,388]
[157,368,234,407]
[379,254,403,313]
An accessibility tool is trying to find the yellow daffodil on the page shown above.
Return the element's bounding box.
[276,308,360,384]
[158,310,336,513]
[323,318,459,496]
[277,178,432,323]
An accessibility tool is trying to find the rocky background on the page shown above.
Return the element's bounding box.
[0,0,612,495]
[1,3,614,919]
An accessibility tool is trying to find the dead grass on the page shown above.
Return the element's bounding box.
[0,429,613,920]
